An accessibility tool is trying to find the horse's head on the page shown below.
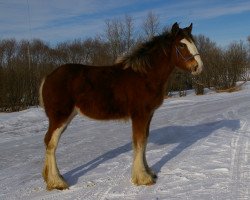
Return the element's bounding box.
[171,22,203,75]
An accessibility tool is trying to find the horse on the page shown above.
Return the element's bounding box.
[39,22,203,190]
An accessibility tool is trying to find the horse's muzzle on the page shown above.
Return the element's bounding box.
[191,63,203,75]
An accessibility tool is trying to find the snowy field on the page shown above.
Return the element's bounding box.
[1,83,250,200]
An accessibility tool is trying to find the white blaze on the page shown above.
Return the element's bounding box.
[180,38,203,75]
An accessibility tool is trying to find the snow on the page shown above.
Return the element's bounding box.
[1,83,250,200]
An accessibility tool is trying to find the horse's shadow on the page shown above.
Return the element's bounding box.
[63,119,240,186]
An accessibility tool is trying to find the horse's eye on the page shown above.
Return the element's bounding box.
[179,43,186,48]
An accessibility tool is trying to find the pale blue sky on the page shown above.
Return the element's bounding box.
[0,0,250,47]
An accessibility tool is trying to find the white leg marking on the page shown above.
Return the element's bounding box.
[44,124,69,190]
[132,144,155,185]
[47,126,65,176]
[133,146,145,174]
[44,110,77,190]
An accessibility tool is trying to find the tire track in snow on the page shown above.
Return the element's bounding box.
[230,120,250,199]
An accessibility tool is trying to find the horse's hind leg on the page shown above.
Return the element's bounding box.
[43,110,76,190]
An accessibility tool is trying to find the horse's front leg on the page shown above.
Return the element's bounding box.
[131,114,156,186]
[144,113,157,179]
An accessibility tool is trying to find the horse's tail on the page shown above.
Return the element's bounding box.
[39,77,46,108]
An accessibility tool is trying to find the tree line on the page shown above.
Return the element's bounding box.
[0,12,249,112]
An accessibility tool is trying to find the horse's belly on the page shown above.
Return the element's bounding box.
[75,98,129,120]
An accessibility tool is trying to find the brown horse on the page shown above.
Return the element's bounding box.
[40,22,203,190]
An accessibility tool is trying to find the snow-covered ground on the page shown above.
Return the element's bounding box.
[1,84,250,200]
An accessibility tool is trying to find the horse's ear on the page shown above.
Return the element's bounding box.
[171,22,180,36]
[187,23,193,33]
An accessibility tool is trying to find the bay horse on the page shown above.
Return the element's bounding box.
[40,22,203,190]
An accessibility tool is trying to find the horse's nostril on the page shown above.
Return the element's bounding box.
[194,65,198,72]
[191,64,199,75]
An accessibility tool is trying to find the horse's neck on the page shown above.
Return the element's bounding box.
[147,52,175,85]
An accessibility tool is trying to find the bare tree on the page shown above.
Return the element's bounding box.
[193,35,222,92]
[194,35,248,92]
[86,37,112,65]
[247,36,250,79]
[124,15,135,52]
[104,15,136,61]
[223,41,248,85]
[105,18,126,61]
[142,11,160,39]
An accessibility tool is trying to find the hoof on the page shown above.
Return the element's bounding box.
[47,183,69,191]
[45,176,69,191]
[46,181,69,191]
[132,171,156,186]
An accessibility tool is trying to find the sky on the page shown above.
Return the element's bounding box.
[0,0,250,47]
